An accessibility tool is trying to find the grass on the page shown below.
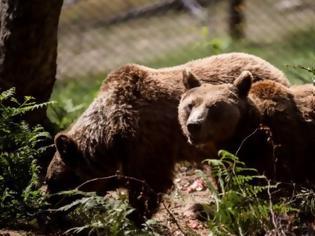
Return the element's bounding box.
[57,10,200,78]
[227,28,315,84]
[147,27,315,83]
[57,0,315,79]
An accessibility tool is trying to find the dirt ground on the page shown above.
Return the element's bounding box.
[151,165,214,236]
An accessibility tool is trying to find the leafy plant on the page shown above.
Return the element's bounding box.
[293,188,315,215]
[48,75,103,131]
[294,65,315,76]
[51,190,159,236]
[0,88,51,227]
[48,98,85,130]
[289,64,315,82]
[198,151,296,235]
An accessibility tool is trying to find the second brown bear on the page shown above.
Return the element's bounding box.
[178,70,315,184]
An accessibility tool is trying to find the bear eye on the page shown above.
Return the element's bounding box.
[209,111,221,121]
[207,104,224,121]
[186,103,194,112]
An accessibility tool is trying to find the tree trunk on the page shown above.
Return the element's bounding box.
[0,0,63,125]
[229,0,245,40]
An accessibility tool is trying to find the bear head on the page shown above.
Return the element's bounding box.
[46,132,121,193]
[45,134,87,193]
[178,69,253,146]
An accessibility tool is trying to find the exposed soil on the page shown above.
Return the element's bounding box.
[151,164,214,236]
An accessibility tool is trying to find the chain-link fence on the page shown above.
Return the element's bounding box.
[57,0,315,82]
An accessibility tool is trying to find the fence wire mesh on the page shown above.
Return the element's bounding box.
[58,0,315,82]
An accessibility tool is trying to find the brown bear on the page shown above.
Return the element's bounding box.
[46,52,290,223]
[178,70,315,184]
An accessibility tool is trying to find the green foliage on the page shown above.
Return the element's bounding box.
[48,76,103,130]
[291,64,315,80]
[293,188,315,217]
[48,98,85,130]
[227,28,315,84]
[0,88,50,227]
[199,151,295,235]
[52,190,159,236]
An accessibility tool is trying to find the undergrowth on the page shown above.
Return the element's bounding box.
[0,88,51,228]
[48,76,102,130]
[50,190,160,236]
[198,151,315,235]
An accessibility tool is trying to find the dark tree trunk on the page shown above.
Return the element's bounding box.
[229,0,245,40]
[0,0,63,125]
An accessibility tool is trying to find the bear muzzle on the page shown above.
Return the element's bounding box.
[187,121,202,135]
[186,121,209,145]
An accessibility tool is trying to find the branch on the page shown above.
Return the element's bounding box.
[235,127,259,157]
[181,0,207,20]
[104,0,179,26]
[161,200,187,236]
[76,174,156,196]
[83,0,210,30]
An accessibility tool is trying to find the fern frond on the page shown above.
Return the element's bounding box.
[203,150,297,235]
[0,88,50,227]
[0,88,15,102]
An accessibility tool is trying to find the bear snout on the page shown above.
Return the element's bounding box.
[187,121,202,135]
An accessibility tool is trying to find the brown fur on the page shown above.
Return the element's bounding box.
[178,71,315,184]
[46,53,290,222]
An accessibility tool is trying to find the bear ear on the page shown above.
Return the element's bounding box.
[55,133,79,166]
[234,71,253,98]
[182,69,201,90]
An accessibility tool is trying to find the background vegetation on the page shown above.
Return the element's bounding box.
[0,89,50,228]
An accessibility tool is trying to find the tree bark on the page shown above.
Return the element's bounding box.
[0,0,63,125]
[229,0,245,40]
